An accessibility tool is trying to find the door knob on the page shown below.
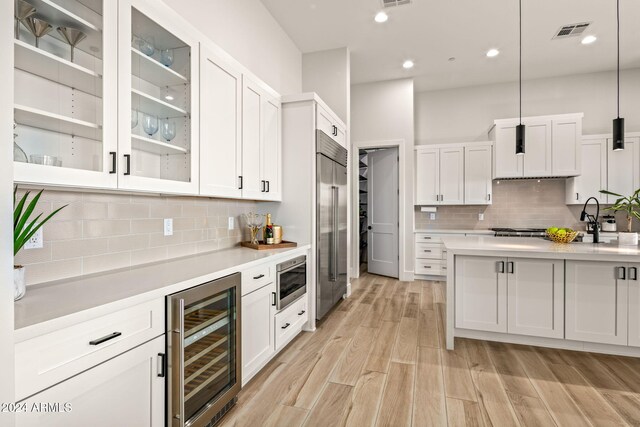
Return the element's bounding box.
[367,226,372,230]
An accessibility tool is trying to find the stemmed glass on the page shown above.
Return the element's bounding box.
[243,213,264,245]
[161,119,176,142]
[142,114,158,137]
[160,49,174,67]
[137,37,154,56]
[131,109,138,129]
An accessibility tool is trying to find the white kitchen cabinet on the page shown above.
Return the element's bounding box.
[565,137,607,205]
[13,0,118,189]
[566,260,628,346]
[199,45,243,198]
[607,135,640,203]
[241,281,276,385]
[415,145,463,205]
[16,336,165,427]
[261,96,282,201]
[493,113,582,179]
[628,264,640,347]
[507,258,564,339]
[317,105,346,148]
[455,256,507,333]
[118,0,200,195]
[464,144,493,205]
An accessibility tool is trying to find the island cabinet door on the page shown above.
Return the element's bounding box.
[628,264,640,347]
[506,258,564,339]
[241,281,276,385]
[455,256,507,333]
[566,261,628,346]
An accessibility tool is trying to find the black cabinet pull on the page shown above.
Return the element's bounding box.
[507,261,514,274]
[631,267,638,281]
[124,154,131,176]
[109,152,116,174]
[238,176,243,190]
[89,332,122,346]
[298,310,306,316]
[261,180,266,192]
[266,181,270,193]
[281,323,291,330]
[497,261,505,274]
[618,266,626,280]
[424,250,431,252]
[253,274,265,280]
[157,353,166,377]
[488,194,491,201]
[272,292,276,306]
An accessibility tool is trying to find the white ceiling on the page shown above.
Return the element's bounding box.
[260,0,640,92]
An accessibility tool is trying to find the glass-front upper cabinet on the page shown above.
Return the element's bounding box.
[118,0,199,195]
[13,0,118,189]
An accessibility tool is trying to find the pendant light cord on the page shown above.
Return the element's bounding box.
[519,0,522,124]
[617,0,620,119]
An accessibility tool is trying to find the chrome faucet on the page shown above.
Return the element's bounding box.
[580,197,600,243]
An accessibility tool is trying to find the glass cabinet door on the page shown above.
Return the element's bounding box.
[119,0,199,194]
[13,0,118,189]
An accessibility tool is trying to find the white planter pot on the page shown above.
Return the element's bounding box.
[14,266,26,301]
[618,232,639,246]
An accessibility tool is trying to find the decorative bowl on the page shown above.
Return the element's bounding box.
[546,230,579,244]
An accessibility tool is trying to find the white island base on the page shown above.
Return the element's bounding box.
[443,236,640,357]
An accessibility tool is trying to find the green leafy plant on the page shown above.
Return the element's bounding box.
[599,188,640,232]
[14,186,67,261]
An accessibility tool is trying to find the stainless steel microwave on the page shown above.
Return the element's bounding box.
[276,255,307,310]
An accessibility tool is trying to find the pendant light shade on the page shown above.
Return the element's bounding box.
[613,0,625,150]
[516,124,525,155]
[516,0,525,155]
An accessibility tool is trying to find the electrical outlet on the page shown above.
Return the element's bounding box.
[429,213,436,220]
[478,213,485,221]
[24,228,43,249]
[228,216,234,230]
[164,218,173,236]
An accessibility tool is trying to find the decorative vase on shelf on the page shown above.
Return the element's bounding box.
[618,232,638,246]
[14,266,25,301]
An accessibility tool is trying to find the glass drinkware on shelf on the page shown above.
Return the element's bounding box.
[15,0,36,40]
[131,109,138,129]
[160,49,174,67]
[161,119,176,142]
[137,37,154,56]
[142,114,158,137]
[243,213,264,245]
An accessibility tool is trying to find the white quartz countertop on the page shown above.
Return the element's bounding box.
[442,236,640,261]
[414,229,495,235]
[14,245,310,342]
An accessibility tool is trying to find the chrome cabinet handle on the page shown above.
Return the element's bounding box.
[281,322,291,329]
[89,332,121,346]
[253,274,265,280]
[298,310,306,316]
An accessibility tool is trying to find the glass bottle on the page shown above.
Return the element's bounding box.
[264,214,274,244]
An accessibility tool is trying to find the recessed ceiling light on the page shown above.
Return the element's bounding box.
[402,60,414,69]
[486,48,500,58]
[374,11,388,23]
[581,35,597,45]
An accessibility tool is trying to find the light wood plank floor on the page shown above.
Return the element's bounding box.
[221,273,640,427]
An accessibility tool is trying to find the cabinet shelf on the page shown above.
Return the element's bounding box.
[131,88,188,119]
[131,47,188,87]
[14,104,101,140]
[131,134,187,155]
[14,39,102,96]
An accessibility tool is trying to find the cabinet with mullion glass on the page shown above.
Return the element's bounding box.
[13,0,118,189]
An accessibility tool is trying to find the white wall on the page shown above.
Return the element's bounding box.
[302,48,350,126]
[1,0,15,423]
[163,0,302,95]
[416,68,640,145]
[351,79,415,278]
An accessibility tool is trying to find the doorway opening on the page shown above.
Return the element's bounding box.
[358,147,399,279]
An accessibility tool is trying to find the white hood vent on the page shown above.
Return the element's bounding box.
[382,0,411,8]
[553,22,591,39]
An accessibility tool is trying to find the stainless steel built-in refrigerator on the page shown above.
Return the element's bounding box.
[316,130,348,320]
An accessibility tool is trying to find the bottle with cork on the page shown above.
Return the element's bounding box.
[264,214,274,244]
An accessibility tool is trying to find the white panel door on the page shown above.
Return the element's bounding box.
[368,148,399,278]
[241,282,276,385]
[415,148,439,205]
[455,256,507,333]
[552,118,581,176]
[629,264,640,347]
[261,96,282,201]
[566,260,628,345]
[565,138,607,205]
[507,258,564,339]
[464,144,492,205]
[199,46,242,198]
[523,119,552,177]
[16,336,164,427]
[316,105,334,138]
[607,136,640,203]
[241,76,264,200]
[494,123,523,178]
[439,146,464,205]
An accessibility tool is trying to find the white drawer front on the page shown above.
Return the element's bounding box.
[275,296,308,351]
[242,263,274,296]
[415,259,444,276]
[415,234,442,244]
[16,298,164,400]
[415,243,443,259]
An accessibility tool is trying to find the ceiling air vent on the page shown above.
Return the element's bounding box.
[552,22,591,39]
[382,0,411,8]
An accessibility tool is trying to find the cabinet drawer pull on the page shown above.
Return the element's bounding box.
[497,261,505,273]
[424,250,432,252]
[272,292,276,306]
[424,265,432,269]
[238,176,243,190]
[261,180,266,192]
[631,267,638,281]
[488,193,491,201]
[109,151,116,174]
[89,332,122,346]
[157,353,166,377]
[618,266,626,280]
[253,274,265,280]
[281,322,291,330]
[576,192,579,201]
[298,310,306,316]
[266,181,270,193]
[507,261,514,274]
[423,237,432,240]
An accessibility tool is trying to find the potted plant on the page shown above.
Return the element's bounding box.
[14,186,66,300]
[600,188,640,246]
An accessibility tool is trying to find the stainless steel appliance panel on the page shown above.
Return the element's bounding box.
[334,161,348,301]
[316,153,335,320]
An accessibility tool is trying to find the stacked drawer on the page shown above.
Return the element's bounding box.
[415,233,455,276]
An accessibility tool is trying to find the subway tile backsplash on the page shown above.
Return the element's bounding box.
[415,179,637,232]
[15,189,256,286]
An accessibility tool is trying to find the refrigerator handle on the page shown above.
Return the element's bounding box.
[332,186,339,282]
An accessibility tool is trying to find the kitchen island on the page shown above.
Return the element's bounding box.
[443,236,640,356]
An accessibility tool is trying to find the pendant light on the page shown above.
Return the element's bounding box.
[613,0,625,151]
[515,0,525,155]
